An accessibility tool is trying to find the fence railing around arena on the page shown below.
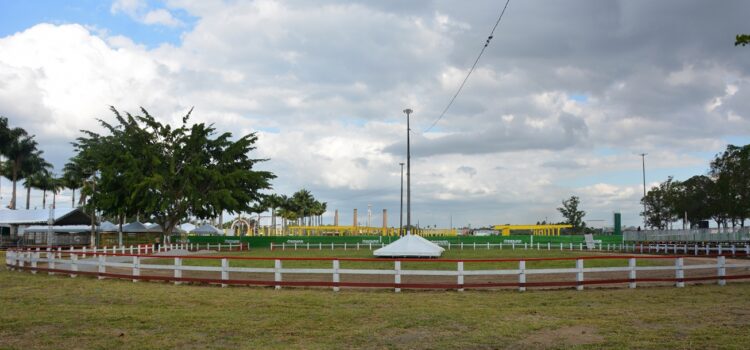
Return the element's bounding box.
[6,249,750,292]
[270,241,750,256]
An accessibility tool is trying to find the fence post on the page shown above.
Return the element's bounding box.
[221,258,229,288]
[47,252,55,275]
[30,252,38,274]
[132,256,140,283]
[717,256,726,286]
[518,260,526,292]
[718,245,722,255]
[675,257,684,288]
[461,242,464,250]
[174,257,182,285]
[524,242,527,250]
[694,244,698,256]
[331,243,334,250]
[332,260,340,292]
[70,254,78,278]
[274,259,282,290]
[394,261,401,293]
[731,245,736,257]
[576,259,584,291]
[746,244,750,256]
[629,258,636,289]
[457,262,464,292]
[98,255,106,280]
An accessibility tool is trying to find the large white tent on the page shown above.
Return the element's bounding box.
[373,234,445,258]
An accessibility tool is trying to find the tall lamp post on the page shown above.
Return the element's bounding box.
[403,108,413,235]
[399,162,404,236]
[639,153,647,229]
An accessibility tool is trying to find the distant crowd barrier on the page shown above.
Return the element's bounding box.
[271,241,750,257]
[5,247,750,292]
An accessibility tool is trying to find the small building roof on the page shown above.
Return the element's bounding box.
[22,225,93,234]
[180,223,196,232]
[122,221,149,233]
[373,234,445,258]
[0,208,91,226]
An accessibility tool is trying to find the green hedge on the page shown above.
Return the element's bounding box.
[186,234,624,248]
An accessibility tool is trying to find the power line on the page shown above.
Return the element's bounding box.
[424,0,511,133]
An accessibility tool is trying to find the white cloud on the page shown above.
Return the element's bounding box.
[111,0,183,27]
[2,1,750,227]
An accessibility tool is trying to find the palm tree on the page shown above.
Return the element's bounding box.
[50,176,64,209]
[21,156,52,209]
[4,128,39,209]
[62,158,85,208]
[265,194,285,235]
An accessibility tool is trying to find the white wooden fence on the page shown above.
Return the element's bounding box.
[6,250,750,292]
[271,241,750,256]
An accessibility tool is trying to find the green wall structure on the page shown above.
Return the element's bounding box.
[186,234,624,248]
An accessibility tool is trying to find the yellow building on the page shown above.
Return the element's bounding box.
[493,224,573,236]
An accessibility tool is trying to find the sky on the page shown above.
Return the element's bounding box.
[0,0,749,228]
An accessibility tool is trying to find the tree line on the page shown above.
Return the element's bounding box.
[641,144,749,230]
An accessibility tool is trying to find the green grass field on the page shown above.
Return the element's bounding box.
[3,251,750,349]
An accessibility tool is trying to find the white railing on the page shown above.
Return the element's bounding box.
[12,242,246,258]
[271,241,636,251]
[6,250,750,292]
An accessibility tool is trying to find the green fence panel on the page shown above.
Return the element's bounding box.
[186,234,623,248]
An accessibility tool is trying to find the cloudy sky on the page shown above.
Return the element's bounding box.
[1,0,749,228]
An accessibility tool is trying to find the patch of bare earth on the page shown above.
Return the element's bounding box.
[513,325,604,349]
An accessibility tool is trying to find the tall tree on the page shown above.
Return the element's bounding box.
[737,34,750,46]
[75,107,275,236]
[710,144,750,227]
[641,177,680,230]
[673,175,714,228]
[557,196,586,232]
[4,127,39,209]
[62,157,86,208]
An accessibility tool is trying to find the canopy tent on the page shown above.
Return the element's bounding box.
[121,221,149,233]
[0,208,91,226]
[193,224,222,236]
[99,221,118,232]
[373,234,445,258]
[180,223,196,233]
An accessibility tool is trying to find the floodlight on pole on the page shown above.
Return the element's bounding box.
[399,162,404,236]
[403,108,413,235]
[640,153,647,229]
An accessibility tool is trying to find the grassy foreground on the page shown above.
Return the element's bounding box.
[2,252,750,349]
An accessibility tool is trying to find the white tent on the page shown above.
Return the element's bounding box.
[180,223,196,233]
[193,224,222,236]
[373,234,445,258]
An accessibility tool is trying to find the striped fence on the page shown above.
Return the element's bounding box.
[5,249,750,292]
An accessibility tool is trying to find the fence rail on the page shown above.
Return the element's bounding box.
[6,248,750,292]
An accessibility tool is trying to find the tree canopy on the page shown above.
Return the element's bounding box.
[73,107,275,235]
[642,144,750,229]
[736,34,750,46]
[557,195,586,232]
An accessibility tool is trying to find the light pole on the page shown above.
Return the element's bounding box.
[399,162,404,236]
[403,108,413,235]
[639,153,647,229]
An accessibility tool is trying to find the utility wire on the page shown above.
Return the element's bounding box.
[424,0,511,133]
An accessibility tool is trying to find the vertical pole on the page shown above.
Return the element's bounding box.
[132,256,140,282]
[675,257,684,288]
[174,257,182,285]
[576,259,584,291]
[221,258,228,288]
[399,162,404,236]
[640,152,647,229]
[47,252,55,275]
[394,261,401,293]
[403,108,412,235]
[274,259,282,290]
[98,254,105,280]
[457,261,464,292]
[518,260,526,292]
[30,252,38,274]
[70,253,78,278]
[628,258,636,289]
[717,256,726,286]
[332,260,340,292]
